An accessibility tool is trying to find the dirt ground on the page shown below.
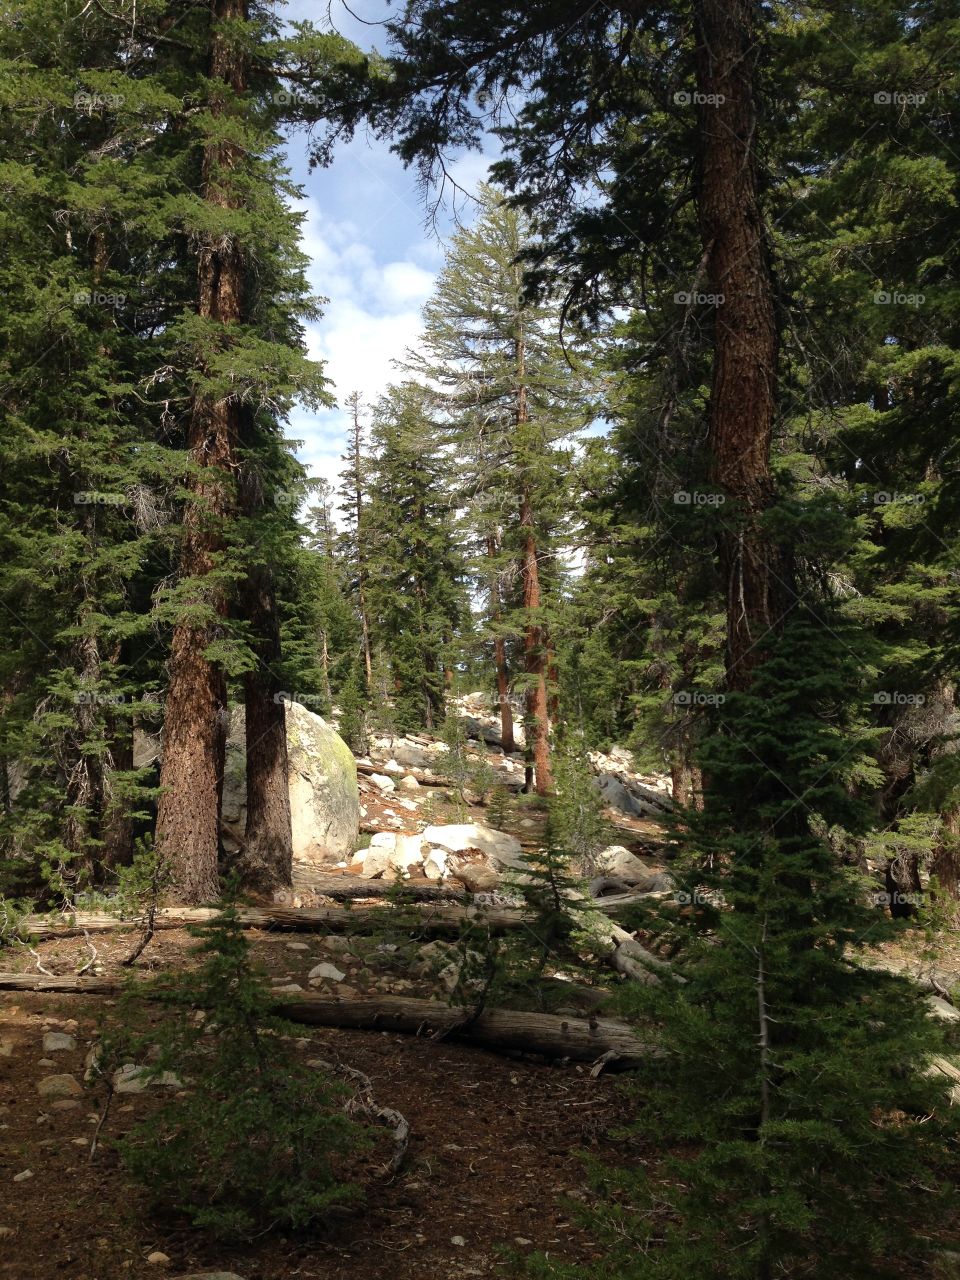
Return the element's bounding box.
[0,925,637,1280]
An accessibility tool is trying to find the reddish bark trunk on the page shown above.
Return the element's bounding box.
[694,0,783,690]
[156,0,248,904]
[485,532,515,753]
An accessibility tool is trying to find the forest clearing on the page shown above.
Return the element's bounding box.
[2,1,960,1278]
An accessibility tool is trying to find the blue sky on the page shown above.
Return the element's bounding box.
[280,0,495,491]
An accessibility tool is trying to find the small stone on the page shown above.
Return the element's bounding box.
[515,1237,533,1247]
[146,1251,170,1265]
[12,1170,33,1183]
[50,1099,81,1111]
[172,1274,247,1280]
[0,1037,14,1057]
[399,774,420,790]
[285,942,310,952]
[37,1058,55,1068]
[370,772,395,792]
[0,1226,15,1238]
[308,962,346,983]
[42,1032,77,1053]
[37,1073,83,1099]
[274,983,303,994]
[71,1137,88,1145]
[450,1235,466,1247]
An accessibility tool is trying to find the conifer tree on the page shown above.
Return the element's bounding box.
[408,185,595,789]
[364,382,465,733]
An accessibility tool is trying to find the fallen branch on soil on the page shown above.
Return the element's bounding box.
[312,1057,410,1174]
[0,974,654,1070]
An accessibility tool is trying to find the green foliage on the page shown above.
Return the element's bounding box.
[111,902,367,1240]
[547,736,608,874]
[538,613,959,1278]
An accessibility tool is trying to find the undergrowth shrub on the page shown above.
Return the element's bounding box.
[107,902,368,1239]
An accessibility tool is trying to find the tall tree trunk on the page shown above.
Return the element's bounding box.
[156,0,248,904]
[101,714,134,871]
[485,532,515,753]
[347,396,374,691]
[519,486,552,794]
[515,327,552,794]
[694,0,783,691]
[320,630,332,709]
[237,561,293,895]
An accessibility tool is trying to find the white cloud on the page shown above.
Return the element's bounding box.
[285,196,435,493]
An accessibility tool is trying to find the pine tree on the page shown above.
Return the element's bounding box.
[408,185,595,789]
[364,382,466,733]
[338,391,374,694]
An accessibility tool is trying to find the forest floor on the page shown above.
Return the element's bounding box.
[3,747,960,1280]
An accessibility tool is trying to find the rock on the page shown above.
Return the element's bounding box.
[221,701,359,865]
[423,850,448,881]
[383,759,404,774]
[321,935,352,954]
[308,962,346,983]
[37,1074,82,1100]
[0,1037,13,1057]
[450,1235,467,1247]
[172,1274,246,1280]
[422,823,524,869]
[448,858,500,892]
[634,871,675,894]
[50,1099,81,1111]
[359,842,393,880]
[369,831,397,848]
[595,770,670,817]
[369,772,395,792]
[146,1252,170,1265]
[927,996,960,1023]
[0,1227,15,1239]
[438,962,462,994]
[274,983,303,994]
[594,845,653,883]
[285,942,310,953]
[12,1170,33,1183]
[399,774,420,791]
[388,833,425,877]
[42,1032,76,1053]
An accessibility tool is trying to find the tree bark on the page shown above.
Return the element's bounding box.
[156,0,248,904]
[485,532,516,753]
[515,326,552,793]
[237,562,293,895]
[694,0,784,690]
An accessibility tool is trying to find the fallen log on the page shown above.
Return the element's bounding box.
[22,902,673,984]
[292,869,463,902]
[356,759,523,792]
[0,973,653,1070]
